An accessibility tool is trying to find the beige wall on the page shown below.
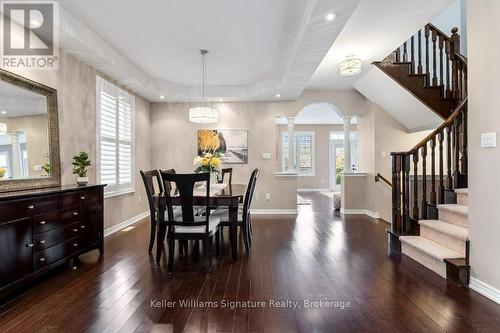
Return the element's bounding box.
[0,115,48,178]
[7,51,151,229]
[357,101,432,221]
[467,0,500,292]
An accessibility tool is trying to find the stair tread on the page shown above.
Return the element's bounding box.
[400,236,463,260]
[437,204,468,216]
[418,220,468,240]
[455,188,468,194]
[444,258,470,268]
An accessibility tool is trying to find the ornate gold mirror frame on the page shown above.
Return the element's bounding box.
[0,68,61,192]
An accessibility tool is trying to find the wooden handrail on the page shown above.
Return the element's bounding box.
[375,173,392,187]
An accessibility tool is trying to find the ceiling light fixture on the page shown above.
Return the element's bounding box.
[160,95,165,99]
[1,110,6,114]
[339,55,362,76]
[219,98,223,102]
[189,49,219,124]
[276,93,281,98]
[325,12,336,22]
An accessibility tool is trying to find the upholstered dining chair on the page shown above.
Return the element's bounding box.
[161,172,222,273]
[212,168,259,254]
[218,167,233,185]
[140,169,164,252]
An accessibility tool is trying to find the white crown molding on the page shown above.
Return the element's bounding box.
[56,1,360,102]
[104,211,149,238]
[470,278,500,305]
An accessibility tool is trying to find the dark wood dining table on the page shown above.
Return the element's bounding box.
[154,183,246,264]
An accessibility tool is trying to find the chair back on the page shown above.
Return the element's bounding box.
[218,168,233,185]
[161,172,211,233]
[160,168,176,195]
[242,169,260,220]
[140,169,163,216]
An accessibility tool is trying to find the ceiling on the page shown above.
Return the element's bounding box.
[58,0,361,102]
[275,102,357,125]
[0,82,47,118]
[307,0,454,89]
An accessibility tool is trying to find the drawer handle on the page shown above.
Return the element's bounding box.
[39,221,46,225]
[39,257,46,262]
[73,243,78,247]
[73,228,78,232]
[80,225,86,229]
[40,240,46,244]
[26,243,34,247]
[73,212,79,216]
[28,205,35,210]
[80,196,86,200]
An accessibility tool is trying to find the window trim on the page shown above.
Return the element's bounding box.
[96,75,136,198]
[281,131,316,177]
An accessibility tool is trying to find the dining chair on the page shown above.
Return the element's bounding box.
[218,167,233,185]
[212,168,259,254]
[161,172,222,273]
[140,169,164,252]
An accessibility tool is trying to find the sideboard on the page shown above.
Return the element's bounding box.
[0,184,105,299]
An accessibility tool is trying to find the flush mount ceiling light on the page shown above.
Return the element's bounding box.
[276,93,281,98]
[325,12,336,22]
[189,49,219,124]
[339,56,362,76]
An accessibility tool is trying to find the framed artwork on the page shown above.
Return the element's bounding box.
[197,129,248,164]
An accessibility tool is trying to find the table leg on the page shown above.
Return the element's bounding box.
[229,205,238,262]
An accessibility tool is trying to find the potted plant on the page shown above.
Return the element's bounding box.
[72,151,91,186]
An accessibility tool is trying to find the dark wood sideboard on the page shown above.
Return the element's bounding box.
[0,184,105,299]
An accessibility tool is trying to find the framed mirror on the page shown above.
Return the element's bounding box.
[0,68,60,192]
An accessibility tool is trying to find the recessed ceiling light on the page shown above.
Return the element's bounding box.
[160,95,165,99]
[1,110,6,114]
[276,94,281,98]
[325,12,336,22]
[218,98,223,102]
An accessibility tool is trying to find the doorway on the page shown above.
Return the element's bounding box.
[329,132,358,192]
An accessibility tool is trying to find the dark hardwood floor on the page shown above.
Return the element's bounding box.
[1,191,500,332]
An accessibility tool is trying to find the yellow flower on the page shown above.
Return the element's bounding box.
[198,130,220,152]
[201,157,210,166]
[210,157,221,167]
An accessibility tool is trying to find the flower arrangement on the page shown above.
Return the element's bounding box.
[194,151,224,181]
[0,167,6,179]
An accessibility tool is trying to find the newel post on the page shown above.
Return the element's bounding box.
[392,154,402,234]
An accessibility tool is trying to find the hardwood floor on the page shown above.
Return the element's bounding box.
[1,191,500,332]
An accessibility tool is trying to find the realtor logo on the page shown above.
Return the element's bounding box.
[1,1,59,70]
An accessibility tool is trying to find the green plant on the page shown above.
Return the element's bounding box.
[41,154,50,176]
[72,151,91,177]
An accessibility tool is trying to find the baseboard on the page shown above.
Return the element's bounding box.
[251,209,298,215]
[104,211,150,237]
[297,188,331,192]
[470,277,500,304]
[340,208,380,219]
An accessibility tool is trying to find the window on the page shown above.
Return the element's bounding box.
[96,76,135,197]
[282,131,315,176]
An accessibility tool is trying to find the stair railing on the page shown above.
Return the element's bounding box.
[390,25,468,236]
[394,24,467,101]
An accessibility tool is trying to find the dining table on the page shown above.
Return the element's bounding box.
[154,183,247,264]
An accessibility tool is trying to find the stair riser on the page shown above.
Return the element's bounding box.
[438,209,468,227]
[457,193,468,206]
[402,243,447,278]
[420,226,466,256]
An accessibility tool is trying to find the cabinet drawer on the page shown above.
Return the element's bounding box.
[59,190,99,208]
[33,222,80,252]
[22,196,59,216]
[33,208,80,234]
[80,190,99,207]
[33,237,80,271]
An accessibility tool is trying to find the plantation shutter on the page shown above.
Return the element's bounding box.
[96,76,135,196]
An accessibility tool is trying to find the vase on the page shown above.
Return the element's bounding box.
[210,172,219,184]
[77,176,88,186]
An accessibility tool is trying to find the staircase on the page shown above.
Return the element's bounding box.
[383,24,469,286]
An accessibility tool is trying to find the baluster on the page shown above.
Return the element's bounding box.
[446,126,452,188]
[425,25,430,85]
[392,154,402,233]
[421,145,428,219]
[445,40,451,98]
[413,153,419,220]
[457,62,462,100]
[463,64,468,98]
[454,118,461,188]
[461,108,468,175]
[438,131,445,204]
[417,30,423,74]
[430,137,437,204]
[451,27,460,98]
[432,29,437,86]
[452,58,458,98]
[439,35,444,89]
[403,41,408,62]
[403,154,410,233]
[410,36,415,74]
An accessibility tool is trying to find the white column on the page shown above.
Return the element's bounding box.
[287,117,296,171]
[9,132,22,178]
[343,116,352,173]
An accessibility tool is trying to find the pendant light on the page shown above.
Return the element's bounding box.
[189,49,219,124]
[339,55,362,76]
